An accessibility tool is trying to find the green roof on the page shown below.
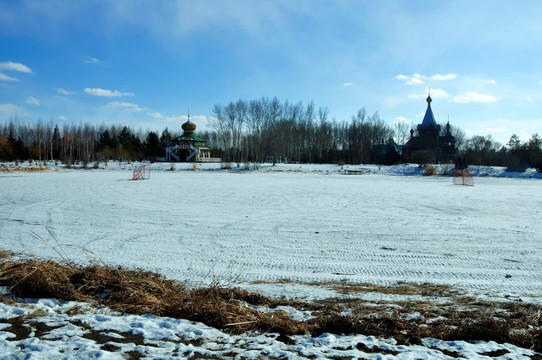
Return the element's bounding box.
[176,134,207,142]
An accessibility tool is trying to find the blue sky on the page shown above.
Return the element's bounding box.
[1,0,542,144]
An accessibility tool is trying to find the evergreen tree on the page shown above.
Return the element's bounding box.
[143,131,161,161]
[160,128,173,149]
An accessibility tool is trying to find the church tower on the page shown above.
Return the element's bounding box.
[416,93,441,148]
[402,93,457,163]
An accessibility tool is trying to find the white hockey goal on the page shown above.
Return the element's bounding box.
[452,169,473,186]
[132,163,151,180]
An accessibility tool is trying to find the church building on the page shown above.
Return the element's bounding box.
[164,115,213,162]
[402,94,457,163]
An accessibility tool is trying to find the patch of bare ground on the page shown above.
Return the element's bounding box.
[0,254,540,353]
[0,165,50,172]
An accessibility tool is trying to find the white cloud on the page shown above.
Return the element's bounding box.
[393,116,410,124]
[525,97,533,101]
[26,96,40,106]
[0,61,32,73]
[451,92,499,103]
[429,88,449,98]
[57,115,68,121]
[0,103,20,115]
[396,73,457,85]
[497,118,511,123]
[429,73,457,81]
[57,88,75,95]
[0,61,32,82]
[109,101,147,112]
[157,113,204,125]
[84,57,101,64]
[342,82,353,87]
[407,76,424,85]
[148,111,164,119]
[164,115,185,123]
[84,88,134,97]
[0,73,19,82]
[397,73,424,85]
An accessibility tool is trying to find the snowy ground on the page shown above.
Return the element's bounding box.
[1,296,538,359]
[1,162,541,358]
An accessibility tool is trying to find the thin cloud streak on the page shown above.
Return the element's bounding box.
[0,61,32,82]
[451,92,499,103]
[109,101,147,113]
[57,88,75,96]
[0,61,32,73]
[396,73,457,85]
[0,73,19,82]
[0,103,21,115]
[84,88,134,97]
[25,96,40,106]
[84,57,101,64]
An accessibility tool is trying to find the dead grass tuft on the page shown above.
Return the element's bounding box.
[0,255,541,351]
[0,165,50,173]
[341,170,365,175]
[327,280,460,298]
[423,165,437,176]
[0,250,14,260]
[0,256,308,336]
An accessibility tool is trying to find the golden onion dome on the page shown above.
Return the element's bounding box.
[182,120,196,133]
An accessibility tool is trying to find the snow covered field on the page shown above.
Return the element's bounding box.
[1,163,541,358]
[2,163,541,301]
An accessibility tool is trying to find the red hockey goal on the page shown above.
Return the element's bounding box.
[132,163,151,180]
[452,169,473,186]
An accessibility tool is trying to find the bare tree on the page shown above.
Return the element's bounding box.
[210,104,231,160]
[394,120,410,145]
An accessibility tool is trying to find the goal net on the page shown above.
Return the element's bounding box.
[132,163,151,180]
[452,169,473,186]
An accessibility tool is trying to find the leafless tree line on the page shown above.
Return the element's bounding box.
[4,97,539,171]
[0,100,401,164]
[209,97,399,164]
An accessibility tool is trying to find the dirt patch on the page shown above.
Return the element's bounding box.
[1,316,32,341]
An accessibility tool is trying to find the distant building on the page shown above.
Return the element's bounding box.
[164,115,214,162]
[378,137,402,165]
[402,94,457,163]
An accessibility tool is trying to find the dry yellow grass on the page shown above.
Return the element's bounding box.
[0,255,307,336]
[0,165,51,172]
[0,254,540,351]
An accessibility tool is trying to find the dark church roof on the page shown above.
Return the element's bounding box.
[403,95,458,162]
[442,122,455,143]
[419,95,437,129]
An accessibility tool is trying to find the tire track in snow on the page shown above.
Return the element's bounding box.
[2,171,542,299]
